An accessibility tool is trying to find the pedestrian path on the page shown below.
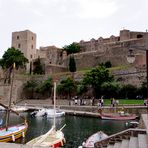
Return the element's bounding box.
[0,143,30,148]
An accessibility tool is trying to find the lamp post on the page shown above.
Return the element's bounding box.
[126,49,135,64]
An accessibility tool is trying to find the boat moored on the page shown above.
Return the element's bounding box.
[82,131,108,148]
[0,121,28,142]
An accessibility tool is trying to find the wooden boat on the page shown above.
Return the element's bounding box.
[27,125,65,147]
[0,121,28,142]
[0,63,28,142]
[0,104,28,142]
[27,82,66,148]
[82,131,108,148]
[99,112,138,120]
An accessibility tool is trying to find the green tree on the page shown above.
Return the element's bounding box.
[101,82,120,99]
[23,80,38,99]
[0,47,28,83]
[104,61,112,68]
[120,84,137,99]
[69,55,76,79]
[69,55,76,72]
[77,82,88,96]
[33,57,44,75]
[63,43,80,55]
[36,77,53,97]
[57,77,76,99]
[99,61,112,68]
[82,66,114,98]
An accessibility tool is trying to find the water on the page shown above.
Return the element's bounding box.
[0,111,129,148]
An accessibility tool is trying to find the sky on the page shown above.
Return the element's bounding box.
[0,0,148,58]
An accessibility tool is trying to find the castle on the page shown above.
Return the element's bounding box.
[0,29,146,103]
[11,29,147,74]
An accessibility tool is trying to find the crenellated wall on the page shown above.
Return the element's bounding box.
[11,29,147,74]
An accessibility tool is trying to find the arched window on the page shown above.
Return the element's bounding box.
[137,34,143,38]
[18,44,21,48]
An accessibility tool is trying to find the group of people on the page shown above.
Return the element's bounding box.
[71,96,148,108]
[71,96,121,107]
[97,97,119,108]
[71,96,86,106]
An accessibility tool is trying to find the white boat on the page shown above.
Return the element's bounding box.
[31,108,47,117]
[46,109,65,118]
[27,82,66,148]
[11,106,28,112]
[82,131,108,148]
[125,121,139,128]
[31,108,65,118]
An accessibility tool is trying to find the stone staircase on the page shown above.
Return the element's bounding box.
[94,114,148,148]
[106,134,148,148]
[95,129,148,148]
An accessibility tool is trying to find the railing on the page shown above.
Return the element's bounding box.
[94,128,146,148]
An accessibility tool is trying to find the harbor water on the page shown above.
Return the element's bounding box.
[0,111,129,148]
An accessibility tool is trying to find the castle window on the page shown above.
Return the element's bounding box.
[137,34,143,38]
[31,45,33,49]
[18,44,21,48]
[32,36,33,40]
[17,36,19,39]
[30,54,33,59]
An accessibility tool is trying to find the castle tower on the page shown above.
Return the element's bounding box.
[120,29,130,41]
[11,30,36,72]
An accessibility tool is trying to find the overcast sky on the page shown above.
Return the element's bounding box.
[0,0,148,58]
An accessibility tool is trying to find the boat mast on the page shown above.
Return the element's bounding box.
[5,63,15,131]
[53,82,56,130]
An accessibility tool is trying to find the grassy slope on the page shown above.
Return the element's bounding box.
[104,99,144,105]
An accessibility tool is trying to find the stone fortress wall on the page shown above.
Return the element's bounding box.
[11,29,147,73]
[71,29,147,69]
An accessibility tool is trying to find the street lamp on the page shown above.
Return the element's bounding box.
[126,49,135,64]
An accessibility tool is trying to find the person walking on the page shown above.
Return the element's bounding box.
[101,96,104,107]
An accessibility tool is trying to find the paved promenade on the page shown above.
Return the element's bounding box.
[14,99,148,118]
[0,143,30,148]
[16,99,147,108]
